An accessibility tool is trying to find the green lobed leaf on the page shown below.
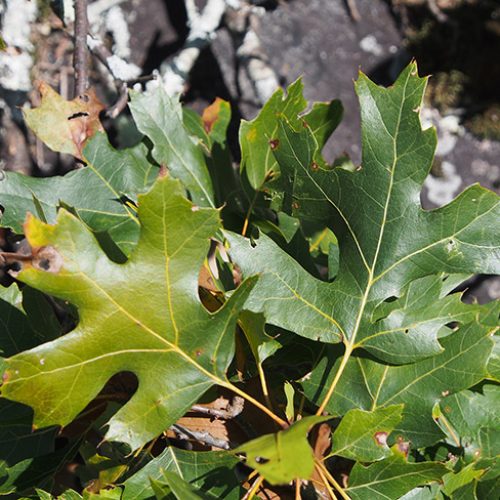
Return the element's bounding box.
[442,463,484,497]
[227,62,499,366]
[345,453,448,500]
[0,133,157,255]
[1,177,256,450]
[0,283,61,480]
[129,87,215,208]
[239,79,342,190]
[303,319,496,447]
[437,384,500,461]
[239,79,307,190]
[487,335,500,381]
[122,448,240,500]
[151,471,205,500]
[234,415,330,485]
[329,405,403,461]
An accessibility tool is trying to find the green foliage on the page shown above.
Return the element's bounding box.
[0,63,498,499]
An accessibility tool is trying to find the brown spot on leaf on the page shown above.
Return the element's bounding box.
[33,246,63,273]
[441,390,450,397]
[195,349,203,357]
[396,436,410,457]
[444,406,452,413]
[374,431,388,446]
[159,164,168,178]
[310,161,320,171]
[268,139,280,150]
[292,201,300,209]
[2,371,10,384]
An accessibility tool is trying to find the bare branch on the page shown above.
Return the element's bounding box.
[73,0,89,96]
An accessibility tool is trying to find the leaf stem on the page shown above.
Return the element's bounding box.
[242,191,259,237]
[316,344,353,416]
[244,475,265,500]
[257,362,274,411]
[315,464,337,499]
[225,381,288,428]
[437,411,461,447]
[316,461,350,500]
[295,478,302,500]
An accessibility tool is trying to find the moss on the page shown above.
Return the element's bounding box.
[425,70,468,111]
[464,104,500,141]
[36,0,52,20]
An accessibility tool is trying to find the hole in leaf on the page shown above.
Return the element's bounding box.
[66,371,139,437]
[67,111,89,120]
[255,456,270,464]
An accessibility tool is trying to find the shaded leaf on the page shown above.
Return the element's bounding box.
[129,87,214,208]
[345,453,447,500]
[0,133,158,255]
[437,384,500,460]
[442,463,483,497]
[122,448,240,500]
[151,471,204,500]
[1,177,256,450]
[303,320,496,447]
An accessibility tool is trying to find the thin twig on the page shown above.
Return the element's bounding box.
[345,0,361,22]
[171,423,230,450]
[427,0,448,23]
[191,396,244,419]
[73,0,89,96]
[106,81,128,118]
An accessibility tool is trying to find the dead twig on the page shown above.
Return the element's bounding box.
[427,0,448,23]
[73,0,89,96]
[171,423,231,450]
[190,396,244,419]
[345,0,361,22]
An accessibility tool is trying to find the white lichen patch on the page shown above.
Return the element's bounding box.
[0,0,38,91]
[105,6,133,59]
[107,54,141,81]
[424,161,462,205]
[359,35,384,57]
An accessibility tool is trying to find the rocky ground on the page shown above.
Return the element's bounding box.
[1,0,499,301]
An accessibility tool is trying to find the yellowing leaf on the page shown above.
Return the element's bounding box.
[1,177,256,450]
[23,82,104,159]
